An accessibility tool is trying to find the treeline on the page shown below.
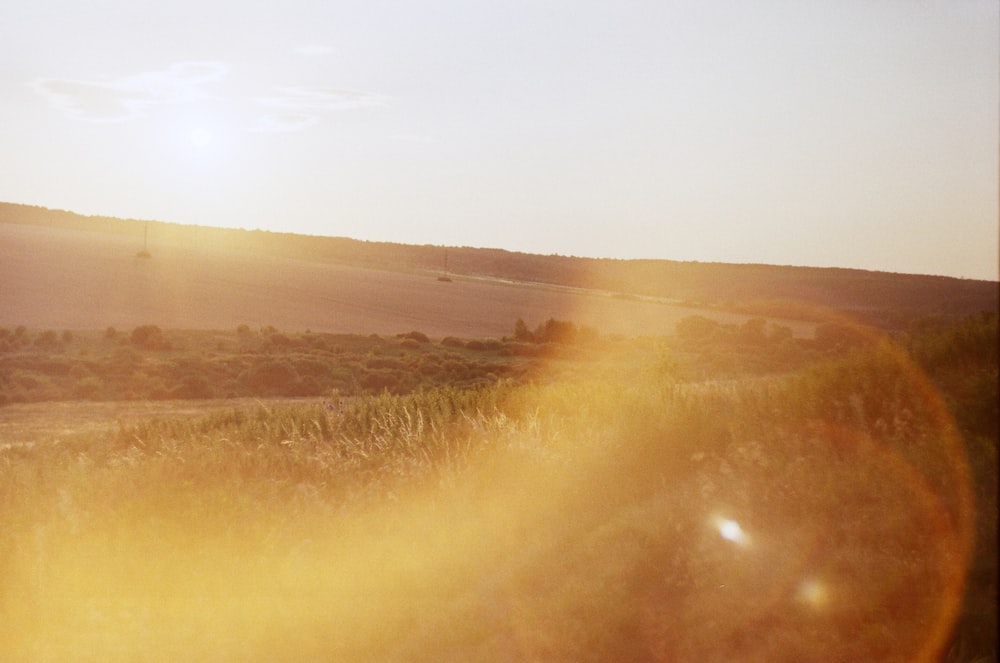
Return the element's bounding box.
[5,313,994,406]
[0,316,847,405]
[0,325,532,404]
[2,320,650,405]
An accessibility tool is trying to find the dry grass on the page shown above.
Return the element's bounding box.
[0,351,984,661]
[0,398,309,449]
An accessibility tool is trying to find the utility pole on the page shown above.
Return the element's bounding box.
[137,221,151,258]
[438,247,452,282]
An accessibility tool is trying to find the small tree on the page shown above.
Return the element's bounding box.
[131,325,166,350]
[513,318,534,342]
[534,318,577,344]
[34,330,60,349]
[399,331,430,344]
[247,360,299,394]
[676,315,720,344]
[738,318,767,345]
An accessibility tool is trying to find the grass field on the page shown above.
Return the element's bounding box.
[0,398,312,450]
[0,312,996,662]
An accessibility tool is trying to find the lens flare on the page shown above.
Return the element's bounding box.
[0,300,983,662]
[713,516,748,546]
[797,577,830,608]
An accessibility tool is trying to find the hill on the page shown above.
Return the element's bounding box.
[0,211,804,338]
[1,202,995,335]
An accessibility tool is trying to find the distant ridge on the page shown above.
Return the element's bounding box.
[2,201,995,326]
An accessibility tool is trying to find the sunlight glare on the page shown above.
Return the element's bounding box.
[190,127,212,148]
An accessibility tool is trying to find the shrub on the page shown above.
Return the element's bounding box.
[34,330,60,349]
[513,318,534,342]
[533,318,578,344]
[131,325,166,350]
[170,375,214,399]
[738,318,767,345]
[367,357,404,370]
[361,370,398,393]
[270,334,293,347]
[294,358,331,378]
[246,361,299,393]
[675,315,720,343]
[441,337,465,348]
[399,331,430,344]
[501,342,540,357]
[419,363,442,376]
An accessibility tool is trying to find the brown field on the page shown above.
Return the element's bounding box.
[0,222,815,338]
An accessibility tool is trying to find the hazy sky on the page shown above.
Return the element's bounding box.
[2,1,997,279]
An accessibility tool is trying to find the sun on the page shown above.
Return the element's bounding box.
[189,127,213,148]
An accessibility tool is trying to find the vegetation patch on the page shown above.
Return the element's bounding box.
[0,313,995,661]
[0,316,823,405]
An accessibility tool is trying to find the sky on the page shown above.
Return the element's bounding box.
[1,1,997,280]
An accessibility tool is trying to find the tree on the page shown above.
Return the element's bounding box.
[513,318,534,342]
[131,325,166,350]
[738,318,767,344]
[676,316,720,344]
[34,330,60,349]
[534,318,577,344]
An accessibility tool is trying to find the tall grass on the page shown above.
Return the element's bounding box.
[0,341,990,661]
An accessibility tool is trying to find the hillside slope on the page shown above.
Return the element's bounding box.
[2,221,812,338]
[2,202,995,332]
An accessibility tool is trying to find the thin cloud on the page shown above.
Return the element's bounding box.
[30,61,228,122]
[258,86,388,112]
[30,63,384,134]
[247,86,388,132]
